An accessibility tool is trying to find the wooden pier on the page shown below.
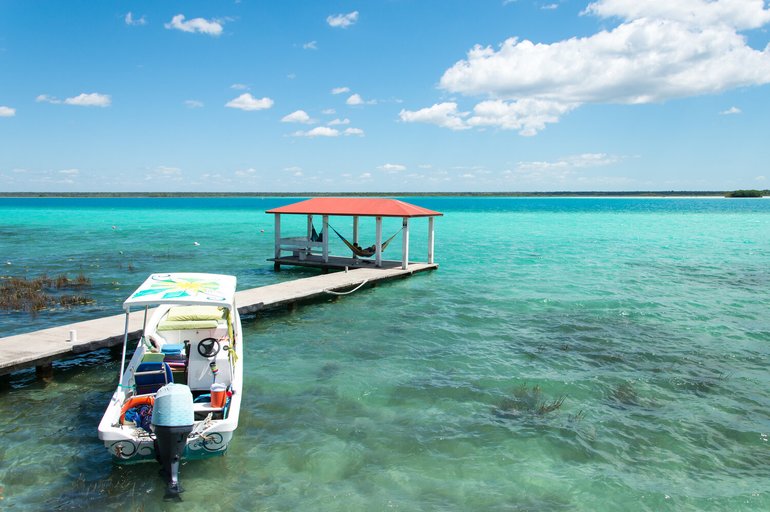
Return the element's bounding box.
[0,263,437,378]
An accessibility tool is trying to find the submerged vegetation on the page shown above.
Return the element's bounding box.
[609,381,640,408]
[0,273,94,315]
[494,384,566,419]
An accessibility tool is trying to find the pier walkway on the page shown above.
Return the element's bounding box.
[0,263,437,378]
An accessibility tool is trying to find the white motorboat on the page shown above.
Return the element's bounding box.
[98,273,243,498]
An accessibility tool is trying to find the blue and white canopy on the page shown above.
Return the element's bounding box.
[123,273,237,311]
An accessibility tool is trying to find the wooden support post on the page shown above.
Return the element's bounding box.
[353,216,359,261]
[375,216,383,267]
[428,216,435,264]
[307,214,313,251]
[36,363,53,380]
[322,215,329,263]
[274,214,282,271]
[402,217,410,270]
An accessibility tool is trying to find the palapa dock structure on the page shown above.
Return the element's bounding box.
[0,198,443,380]
[266,197,443,271]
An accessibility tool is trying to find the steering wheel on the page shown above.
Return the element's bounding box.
[197,338,221,358]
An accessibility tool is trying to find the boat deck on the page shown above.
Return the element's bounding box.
[0,263,437,378]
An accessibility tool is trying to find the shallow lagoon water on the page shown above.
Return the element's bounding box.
[1,197,769,511]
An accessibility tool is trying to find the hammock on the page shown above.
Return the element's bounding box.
[329,225,401,258]
[311,225,323,243]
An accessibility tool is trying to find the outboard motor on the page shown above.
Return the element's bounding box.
[152,383,194,500]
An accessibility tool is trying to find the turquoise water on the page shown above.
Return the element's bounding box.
[1,197,769,511]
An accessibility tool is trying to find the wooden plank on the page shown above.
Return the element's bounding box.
[0,264,437,377]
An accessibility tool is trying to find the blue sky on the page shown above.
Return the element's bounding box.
[2,0,770,193]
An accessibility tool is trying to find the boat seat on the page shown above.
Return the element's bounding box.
[161,343,186,355]
[134,362,173,395]
[141,352,165,363]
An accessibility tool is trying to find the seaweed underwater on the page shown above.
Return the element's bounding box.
[0,273,94,316]
[493,383,566,420]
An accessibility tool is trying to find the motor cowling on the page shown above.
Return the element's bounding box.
[152,383,194,500]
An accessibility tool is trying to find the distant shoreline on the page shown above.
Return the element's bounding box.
[0,191,761,198]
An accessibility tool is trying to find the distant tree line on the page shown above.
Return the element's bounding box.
[724,189,766,198]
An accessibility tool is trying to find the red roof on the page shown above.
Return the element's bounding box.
[266,198,442,218]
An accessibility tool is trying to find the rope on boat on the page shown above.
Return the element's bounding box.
[324,279,369,296]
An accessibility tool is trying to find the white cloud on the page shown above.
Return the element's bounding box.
[327,11,359,28]
[0,106,15,117]
[64,93,111,107]
[281,110,315,124]
[359,172,372,179]
[344,127,364,136]
[399,102,470,130]
[331,87,350,95]
[303,41,318,50]
[583,0,770,30]
[185,100,204,108]
[157,166,182,176]
[346,93,376,106]
[516,153,621,173]
[542,3,558,10]
[720,106,741,115]
[378,163,406,172]
[226,93,274,111]
[146,166,183,181]
[235,168,257,177]
[125,12,147,26]
[755,175,766,181]
[58,168,79,176]
[440,19,770,105]
[327,118,350,126]
[293,126,340,137]
[165,14,223,36]
[231,83,249,90]
[322,108,336,114]
[36,94,60,104]
[346,94,364,105]
[406,0,770,135]
[467,99,576,136]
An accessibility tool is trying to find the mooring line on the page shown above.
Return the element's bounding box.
[324,279,369,296]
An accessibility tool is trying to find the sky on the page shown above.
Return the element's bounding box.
[1,0,770,193]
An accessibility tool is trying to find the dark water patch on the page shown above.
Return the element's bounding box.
[607,381,642,409]
[317,361,341,380]
[388,372,490,408]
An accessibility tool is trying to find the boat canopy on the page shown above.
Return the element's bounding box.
[123,273,237,311]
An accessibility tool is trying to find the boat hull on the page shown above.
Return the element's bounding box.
[105,429,235,464]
